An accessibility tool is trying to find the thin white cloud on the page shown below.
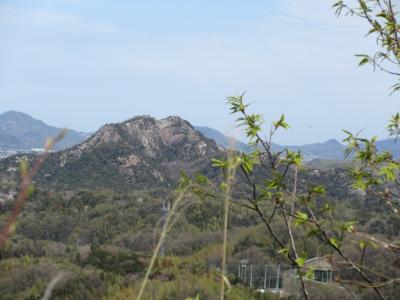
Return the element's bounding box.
[115,0,367,83]
[0,0,397,144]
[0,4,116,34]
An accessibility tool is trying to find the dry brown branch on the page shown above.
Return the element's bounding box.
[0,130,66,247]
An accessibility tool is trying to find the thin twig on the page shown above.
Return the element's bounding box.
[0,130,66,247]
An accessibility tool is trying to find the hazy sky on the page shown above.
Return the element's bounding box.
[0,0,399,144]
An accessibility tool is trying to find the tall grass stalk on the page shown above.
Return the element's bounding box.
[220,142,237,300]
[41,272,65,300]
[136,188,187,300]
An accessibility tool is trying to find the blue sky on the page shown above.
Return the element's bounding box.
[0,0,398,144]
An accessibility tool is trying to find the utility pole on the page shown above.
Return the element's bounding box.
[159,200,170,257]
[244,264,247,284]
[276,265,281,290]
[264,265,267,289]
[240,259,249,285]
[250,265,253,287]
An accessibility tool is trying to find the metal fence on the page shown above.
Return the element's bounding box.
[214,262,284,290]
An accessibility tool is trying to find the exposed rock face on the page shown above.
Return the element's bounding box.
[60,115,218,162]
[1,116,222,190]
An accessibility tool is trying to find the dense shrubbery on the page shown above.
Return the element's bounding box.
[0,172,399,298]
[0,257,122,300]
[84,246,144,275]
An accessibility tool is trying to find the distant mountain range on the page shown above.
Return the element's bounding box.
[0,111,89,152]
[195,126,400,160]
[195,126,348,160]
[0,111,399,161]
[277,139,346,161]
[194,126,252,153]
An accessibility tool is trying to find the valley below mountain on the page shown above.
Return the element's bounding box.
[0,112,399,300]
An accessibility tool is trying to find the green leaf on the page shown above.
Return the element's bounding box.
[378,163,399,181]
[195,175,208,185]
[295,257,306,267]
[266,174,284,190]
[219,182,227,191]
[273,114,290,130]
[240,153,256,173]
[387,112,400,139]
[323,203,334,212]
[341,221,356,233]
[390,83,400,95]
[278,247,289,256]
[226,93,248,114]
[359,240,366,250]
[329,237,340,249]
[311,185,326,194]
[211,158,227,169]
[179,172,190,187]
[355,54,370,66]
[284,150,303,167]
[305,268,314,280]
[294,211,308,226]
[358,57,370,66]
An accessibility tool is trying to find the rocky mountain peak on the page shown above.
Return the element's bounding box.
[1,115,222,190]
[78,115,213,159]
